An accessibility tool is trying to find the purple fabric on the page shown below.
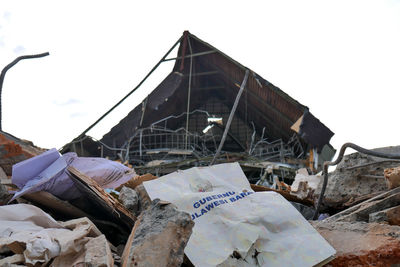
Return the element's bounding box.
[11,150,136,201]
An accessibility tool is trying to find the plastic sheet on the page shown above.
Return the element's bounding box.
[143,162,336,267]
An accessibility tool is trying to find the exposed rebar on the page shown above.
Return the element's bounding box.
[313,142,400,220]
[0,52,49,130]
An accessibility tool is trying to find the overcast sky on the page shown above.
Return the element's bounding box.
[1,0,400,155]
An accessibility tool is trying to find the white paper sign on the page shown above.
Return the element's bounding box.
[143,162,335,267]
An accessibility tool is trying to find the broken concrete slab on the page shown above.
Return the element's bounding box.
[135,184,152,212]
[334,192,400,223]
[121,199,194,267]
[369,205,400,226]
[384,165,400,189]
[83,235,114,267]
[0,166,7,180]
[324,186,400,223]
[119,186,139,216]
[312,221,400,267]
[320,147,400,209]
[0,183,10,205]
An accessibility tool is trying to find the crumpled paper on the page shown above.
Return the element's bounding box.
[0,204,110,265]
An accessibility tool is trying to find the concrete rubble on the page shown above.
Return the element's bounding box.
[1,130,400,266]
[6,30,400,266]
[313,157,400,266]
[319,147,400,209]
[121,199,194,267]
[0,183,10,205]
[312,221,400,267]
[119,186,139,216]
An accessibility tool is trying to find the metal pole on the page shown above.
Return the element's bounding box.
[77,36,183,138]
[210,69,249,165]
[163,50,216,62]
[185,36,194,150]
[0,52,49,130]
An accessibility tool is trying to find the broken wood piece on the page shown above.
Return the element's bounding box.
[116,173,157,191]
[250,184,314,206]
[22,191,89,219]
[121,199,194,267]
[67,166,136,229]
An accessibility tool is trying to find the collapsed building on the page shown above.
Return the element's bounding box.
[61,31,335,185]
[2,32,400,266]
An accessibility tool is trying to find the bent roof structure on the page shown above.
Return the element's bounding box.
[64,31,333,160]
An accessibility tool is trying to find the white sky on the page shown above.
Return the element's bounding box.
[1,0,400,155]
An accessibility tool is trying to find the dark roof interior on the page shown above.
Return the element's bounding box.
[100,31,313,151]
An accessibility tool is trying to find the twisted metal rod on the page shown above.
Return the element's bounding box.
[313,142,400,219]
[0,52,50,130]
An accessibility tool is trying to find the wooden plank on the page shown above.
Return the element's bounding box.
[67,166,136,229]
[22,191,89,219]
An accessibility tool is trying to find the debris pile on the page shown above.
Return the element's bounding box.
[311,186,400,266]
[0,205,112,266]
[0,132,195,266]
[2,31,400,266]
[2,131,400,267]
